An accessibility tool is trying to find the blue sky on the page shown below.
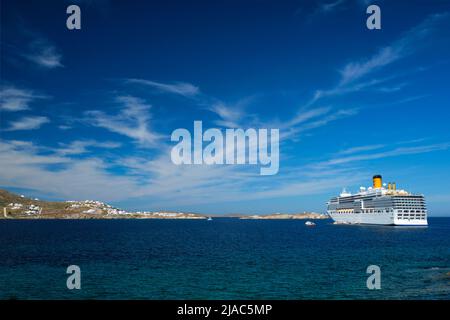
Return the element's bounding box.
[1,0,450,215]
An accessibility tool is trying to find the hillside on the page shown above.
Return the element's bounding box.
[0,189,205,219]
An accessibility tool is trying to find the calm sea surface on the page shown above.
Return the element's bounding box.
[0,218,449,299]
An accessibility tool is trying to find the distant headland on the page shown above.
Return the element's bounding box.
[0,189,329,220]
[240,213,328,220]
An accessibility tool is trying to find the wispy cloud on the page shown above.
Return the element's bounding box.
[305,0,347,22]
[336,144,385,155]
[285,10,448,141]
[0,139,138,201]
[4,116,49,131]
[208,102,244,127]
[312,77,397,103]
[302,12,449,116]
[382,94,430,106]
[340,47,401,86]
[56,140,121,156]
[317,142,450,167]
[281,107,358,140]
[85,95,162,147]
[0,85,47,112]
[23,38,63,68]
[207,96,257,127]
[286,106,331,127]
[318,0,346,14]
[339,12,448,86]
[126,79,200,97]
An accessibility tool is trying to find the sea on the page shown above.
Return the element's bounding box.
[0,218,449,299]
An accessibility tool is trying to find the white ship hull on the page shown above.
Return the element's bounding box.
[328,211,428,226]
[327,175,428,226]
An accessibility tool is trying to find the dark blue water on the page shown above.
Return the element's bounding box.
[0,218,449,299]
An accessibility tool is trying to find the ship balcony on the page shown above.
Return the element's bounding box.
[394,209,427,225]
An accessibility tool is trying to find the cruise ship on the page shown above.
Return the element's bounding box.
[327,175,428,226]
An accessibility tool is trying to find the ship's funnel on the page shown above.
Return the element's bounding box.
[373,175,382,189]
[393,182,396,190]
[388,182,391,190]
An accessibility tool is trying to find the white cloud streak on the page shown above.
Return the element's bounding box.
[317,142,450,167]
[303,12,449,109]
[24,38,63,68]
[319,0,346,14]
[85,96,162,147]
[280,107,358,140]
[56,140,121,156]
[339,13,448,86]
[336,144,385,155]
[207,97,257,127]
[4,116,50,131]
[126,79,200,97]
[0,86,47,112]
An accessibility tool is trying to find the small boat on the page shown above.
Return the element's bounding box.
[207,217,213,221]
[305,221,316,226]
